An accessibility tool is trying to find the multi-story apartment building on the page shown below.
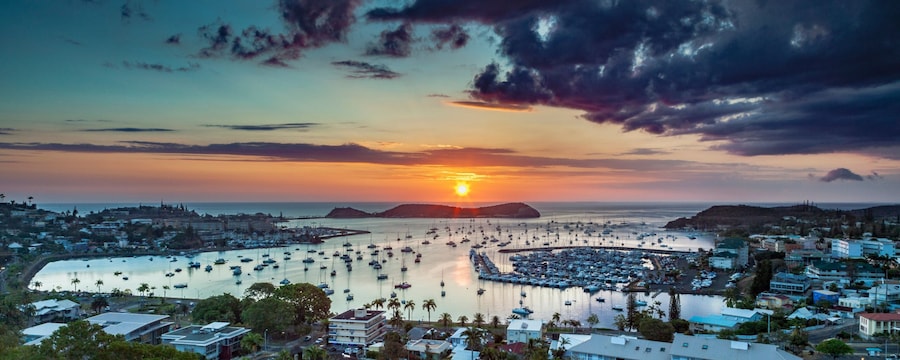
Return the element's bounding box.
[161,322,250,360]
[329,309,387,349]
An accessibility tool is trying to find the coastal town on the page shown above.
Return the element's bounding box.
[1,198,900,359]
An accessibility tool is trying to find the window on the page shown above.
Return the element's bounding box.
[702,345,708,350]
[682,342,689,347]
[635,346,640,351]
[660,347,666,352]
[645,347,651,352]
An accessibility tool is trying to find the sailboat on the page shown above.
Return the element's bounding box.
[280,261,290,285]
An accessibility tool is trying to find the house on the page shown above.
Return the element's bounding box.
[160,322,250,360]
[328,309,387,348]
[85,312,173,344]
[21,322,66,345]
[669,333,801,360]
[567,334,670,360]
[27,299,81,325]
[716,238,749,268]
[688,315,739,333]
[708,251,738,270]
[405,339,451,360]
[867,284,900,305]
[755,292,794,310]
[769,272,810,294]
[859,313,900,339]
[805,260,883,285]
[447,328,467,348]
[506,319,543,344]
[831,238,895,259]
[812,290,840,306]
[721,307,762,323]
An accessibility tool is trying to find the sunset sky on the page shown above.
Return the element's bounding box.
[1,0,898,204]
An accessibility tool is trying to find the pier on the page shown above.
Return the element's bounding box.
[497,244,693,255]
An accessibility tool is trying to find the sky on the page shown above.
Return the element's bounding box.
[0,0,898,204]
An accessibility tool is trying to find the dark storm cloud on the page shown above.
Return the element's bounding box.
[204,123,319,131]
[82,128,174,132]
[195,0,361,66]
[0,141,704,171]
[431,24,469,50]
[121,61,200,73]
[449,101,531,112]
[819,168,864,182]
[371,0,900,158]
[331,60,401,79]
[0,128,15,135]
[165,34,181,45]
[366,23,414,57]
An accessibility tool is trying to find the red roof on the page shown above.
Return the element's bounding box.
[861,313,900,321]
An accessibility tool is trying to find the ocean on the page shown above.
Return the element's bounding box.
[32,202,761,328]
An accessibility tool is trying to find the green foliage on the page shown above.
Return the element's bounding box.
[668,287,681,321]
[815,338,853,359]
[750,260,773,296]
[717,329,737,340]
[242,297,294,333]
[241,332,264,353]
[380,332,404,360]
[670,319,690,334]
[304,345,328,360]
[243,282,276,301]
[273,283,331,324]
[192,293,242,323]
[638,317,675,342]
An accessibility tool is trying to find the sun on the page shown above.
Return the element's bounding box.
[454,182,470,197]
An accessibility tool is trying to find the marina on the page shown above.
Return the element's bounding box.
[31,202,725,329]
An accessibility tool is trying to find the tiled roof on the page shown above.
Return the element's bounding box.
[861,313,900,321]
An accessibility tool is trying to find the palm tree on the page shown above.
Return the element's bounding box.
[551,312,561,328]
[404,300,416,320]
[458,315,468,327]
[422,298,437,322]
[473,312,485,328]
[388,297,401,312]
[439,312,453,330]
[461,326,485,357]
[91,297,109,314]
[490,315,501,329]
[304,345,328,360]
[241,332,264,353]
[372,297,385,310]
[95,279,104,294]
[71,277,81,293]
[32,281,42,292]
[389,309,405,329]
[162,285,170,302]
[586,313,599,332]
[137,283,150,298]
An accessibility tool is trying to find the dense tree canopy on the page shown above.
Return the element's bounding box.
[192,293,242,323]
[274,283,331,324]
[815,338,853,359]
[638,318,675,342]
[241,297,295,333]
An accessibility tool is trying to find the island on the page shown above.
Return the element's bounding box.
[325,202,541,218]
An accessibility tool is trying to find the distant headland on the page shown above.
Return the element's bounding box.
[325,202,541,218]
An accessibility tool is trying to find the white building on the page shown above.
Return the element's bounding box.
[329,309,387,348]
[768,272,811,294]
[160,322,250,360]
[86,312,173,344]
[867,283,900,304]
[831,238,895,259]
[859,313,900,339]
[21,322,66,345]
[669,333,800,360]
[506,319,543,344]
[27,299,81,325]
[405,339,452,360]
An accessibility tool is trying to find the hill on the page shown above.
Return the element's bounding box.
[325,203,540,219]
[663,204,900,235]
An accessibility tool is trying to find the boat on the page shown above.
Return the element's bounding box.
[441,290,446,297]
[280,278,291,285]
[377,274,388,280]
[303,257,315,263]
[173,283,187,289]
[346,294,354,301]
[122,276,128,280]
[236,279,242,285]
[564,300,572,306]
[394,282,412,289]
[635,300,648,306]
[174,268,182,272]
[595,297,605,303]
[240,258,253,263]
[330,270,337,277]
[214,258,226,265]
[114,271,122,276]
[477,288,485,295]
[253,265,264,271]
[512,307,534,316]
[324,289,334,295]
[205,265,213,272]
[612,305,624,311]
[233,267,242,275]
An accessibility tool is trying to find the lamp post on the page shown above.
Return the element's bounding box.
[265,329,268,352]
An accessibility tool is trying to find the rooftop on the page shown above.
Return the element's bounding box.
[507,319,543,331]
[718,238,747,249]
[331,308,385,321]
[860,313,900,321]
[670,333,801,360]
[688,315,739,328]
[567,334,669,360]
[86,312,170,336]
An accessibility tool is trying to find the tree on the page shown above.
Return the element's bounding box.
[95,279,104,294]
[404,300,416,320]
[161,285,170,303]
[304,345,328,360]
[668,287,681,320]
[638,318,675,342]
[625,293,639,330]
[34,320,119,360]
[380,331,404,360]
[241,332,264,353]
[439,312,453,330]
[422,298,437,322]
[473,312,485,328]
[788,327,808,353]
[274,283,331,324]
[462,326,485,352]
[241,297,294,333]
[193,293,242,323]
[750,260,773,296]
[490,315,501,329]
[244,282,276,301]
[137,283,150,298]
[31,281,41,292]
[524,338,550,360]
[551,312,561,328]
[586,314,599,331]
[815,338,853,359]
[388,297,401,312]
[613,314,627,331]
[723,287,741,308]
[70,277,80,293]
[458,315,468,327]
[552,337,571,360]
[389,310,405,329]
[90,297,108,314]
[372,297,385,310]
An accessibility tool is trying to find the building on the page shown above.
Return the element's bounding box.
[768,272,811,294]
[687,315,739,333]
[506,319,543,344]
[567,334,670,360]
[831,238,895,259]
[867,283,900,305]
[859,313,900,339]
[670,333,801,360]
[805,260,884,285]
[708,251,738,270]
[755,292,794,310]
[716,238,749,268]
[21,322,66,345]
[405,339,451,360]
[720,307,762,323]
[86,312,173,344]
[329,309,387,348]
[27,299,81,325]
[160,322,250,360]
[812,290,840,306]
